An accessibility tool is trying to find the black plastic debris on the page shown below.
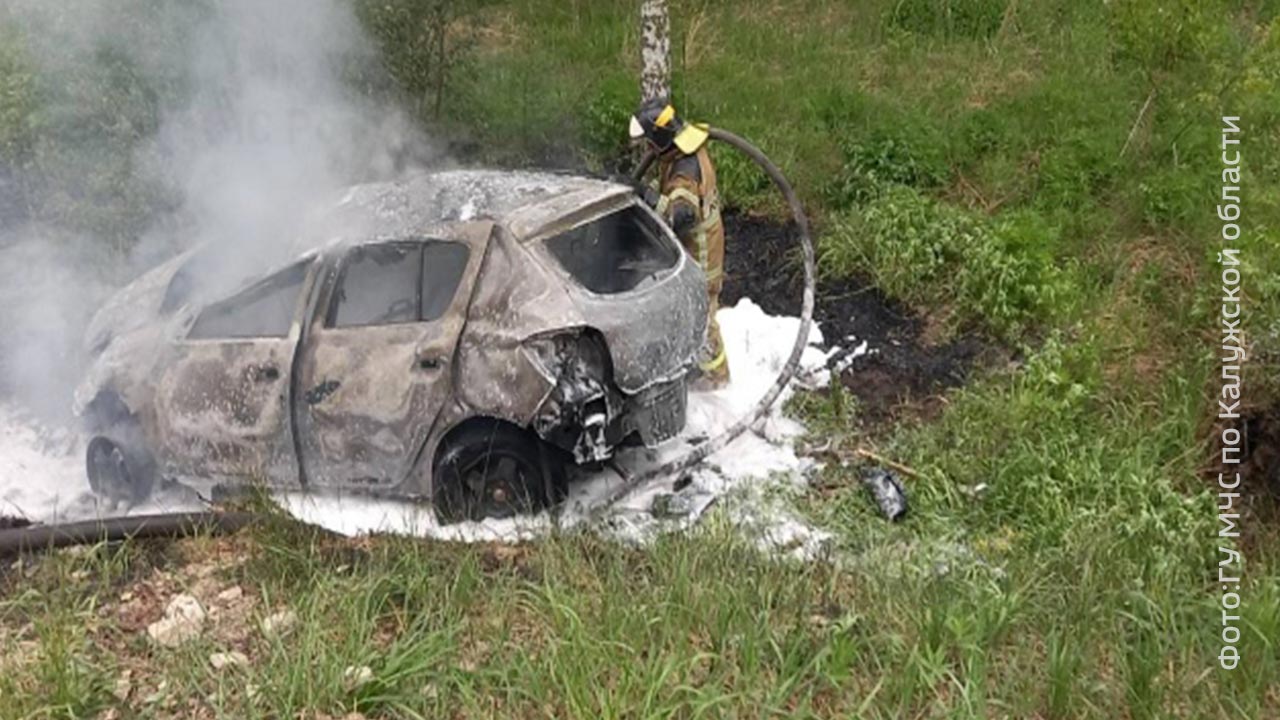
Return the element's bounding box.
[862,468,908,521]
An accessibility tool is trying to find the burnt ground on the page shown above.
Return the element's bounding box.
[719,211,1000,427]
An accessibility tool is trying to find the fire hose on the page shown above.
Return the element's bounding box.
[0,128,815,557]
[0,512,258,559]
[597,126,816,509]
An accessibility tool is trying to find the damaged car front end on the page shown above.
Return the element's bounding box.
[451,185,707,473]
[525,331,689,464]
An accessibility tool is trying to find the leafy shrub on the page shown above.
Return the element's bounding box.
[1136,167,1207,229]
[821,185,1069,339]
[827,133,950,208]
[887,0,1009,41]
[578,77,634,168]
[354,0,483,120]
[708,140,770,207]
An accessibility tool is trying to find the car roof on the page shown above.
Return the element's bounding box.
[298,169,635,254]
[163,170,634,312]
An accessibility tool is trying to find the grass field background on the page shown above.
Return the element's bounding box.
[2,0,1279,717]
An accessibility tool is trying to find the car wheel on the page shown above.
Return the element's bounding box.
[433,422,565,523]
[86,434,156,508]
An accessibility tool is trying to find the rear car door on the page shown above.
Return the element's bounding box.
[154,258,316,485]
[295,224,491,491]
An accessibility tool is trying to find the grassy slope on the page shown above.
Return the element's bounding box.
[5,1,1280,718]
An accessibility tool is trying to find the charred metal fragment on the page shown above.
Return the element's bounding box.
[529,333,622,464]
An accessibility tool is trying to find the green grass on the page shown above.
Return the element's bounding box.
[4,0,1280,717]
[1,507,1276,719]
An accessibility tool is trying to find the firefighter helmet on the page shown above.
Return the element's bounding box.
[629,97,684,152]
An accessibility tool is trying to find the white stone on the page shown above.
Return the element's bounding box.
[343,665,374,690]
[260,609,298,637]
[146,594,206,647]
[209,651,249,670]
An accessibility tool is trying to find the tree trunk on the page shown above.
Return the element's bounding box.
[640,0,671,102]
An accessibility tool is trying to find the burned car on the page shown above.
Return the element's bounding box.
[75,171,708,521]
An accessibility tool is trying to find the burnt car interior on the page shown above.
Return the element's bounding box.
[187,260,311,339]
[327,240,470,328]
[544,206,679,295]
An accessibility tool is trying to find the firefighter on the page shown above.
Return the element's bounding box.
[629,98,729,390]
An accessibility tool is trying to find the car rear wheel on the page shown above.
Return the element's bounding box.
[86,435,156,508]
[433,422,566,523]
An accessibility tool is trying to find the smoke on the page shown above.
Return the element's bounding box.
[0,0,442,421]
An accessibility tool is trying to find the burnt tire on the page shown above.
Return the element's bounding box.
[86,433,156,508]
[433,422,566,524]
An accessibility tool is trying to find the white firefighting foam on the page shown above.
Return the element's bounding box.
[0,408,205,524]
[281,299,858,557]
[0,300,864,558]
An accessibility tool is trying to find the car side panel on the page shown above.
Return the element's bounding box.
[293,222,494,493]
[149,260,319,487]
[452,226,581,427]
[153,338,302,485]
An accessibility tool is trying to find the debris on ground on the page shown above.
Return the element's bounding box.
[209,651,249,670]
[343,665,375,690]
[146,594,206,647]
[261,608,299,637]
[861,468,909,521]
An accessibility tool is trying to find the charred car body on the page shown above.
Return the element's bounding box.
[75,171,708,521]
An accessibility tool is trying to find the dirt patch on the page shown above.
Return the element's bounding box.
[719,210,998,426]
[1199,401,1280,550]
[1243,407,1280,499]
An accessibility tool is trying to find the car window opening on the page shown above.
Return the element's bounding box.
[543,206,680,294]
[187,260,310,340]
[420,242,470,321]
[329,240,470,328]
[332,244,422,328]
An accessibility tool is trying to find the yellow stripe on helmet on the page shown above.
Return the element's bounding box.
[655,104,676,128]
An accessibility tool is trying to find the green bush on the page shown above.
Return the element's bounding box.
[821,185,1069,340]
[823,105,952,209]
[354,0,487,121]
[1034,128,1121,211]
[578,77,634,168]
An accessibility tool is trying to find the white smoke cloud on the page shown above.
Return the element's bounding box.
[0,0,443,419]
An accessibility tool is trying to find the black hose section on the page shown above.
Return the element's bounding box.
[602,128,816,509]
[0,511,258,559]
[632,150,657,184]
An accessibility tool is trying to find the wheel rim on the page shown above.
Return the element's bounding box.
[87,438,133,501]
[458,451,539,520]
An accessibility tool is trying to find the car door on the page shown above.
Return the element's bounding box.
[153,258,316,486]
[295,223,492,491]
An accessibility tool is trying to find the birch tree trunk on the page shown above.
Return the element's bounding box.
[640,0,671,102]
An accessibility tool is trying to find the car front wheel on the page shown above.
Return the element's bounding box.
[432,422,565,523]
[86,434,156,509]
